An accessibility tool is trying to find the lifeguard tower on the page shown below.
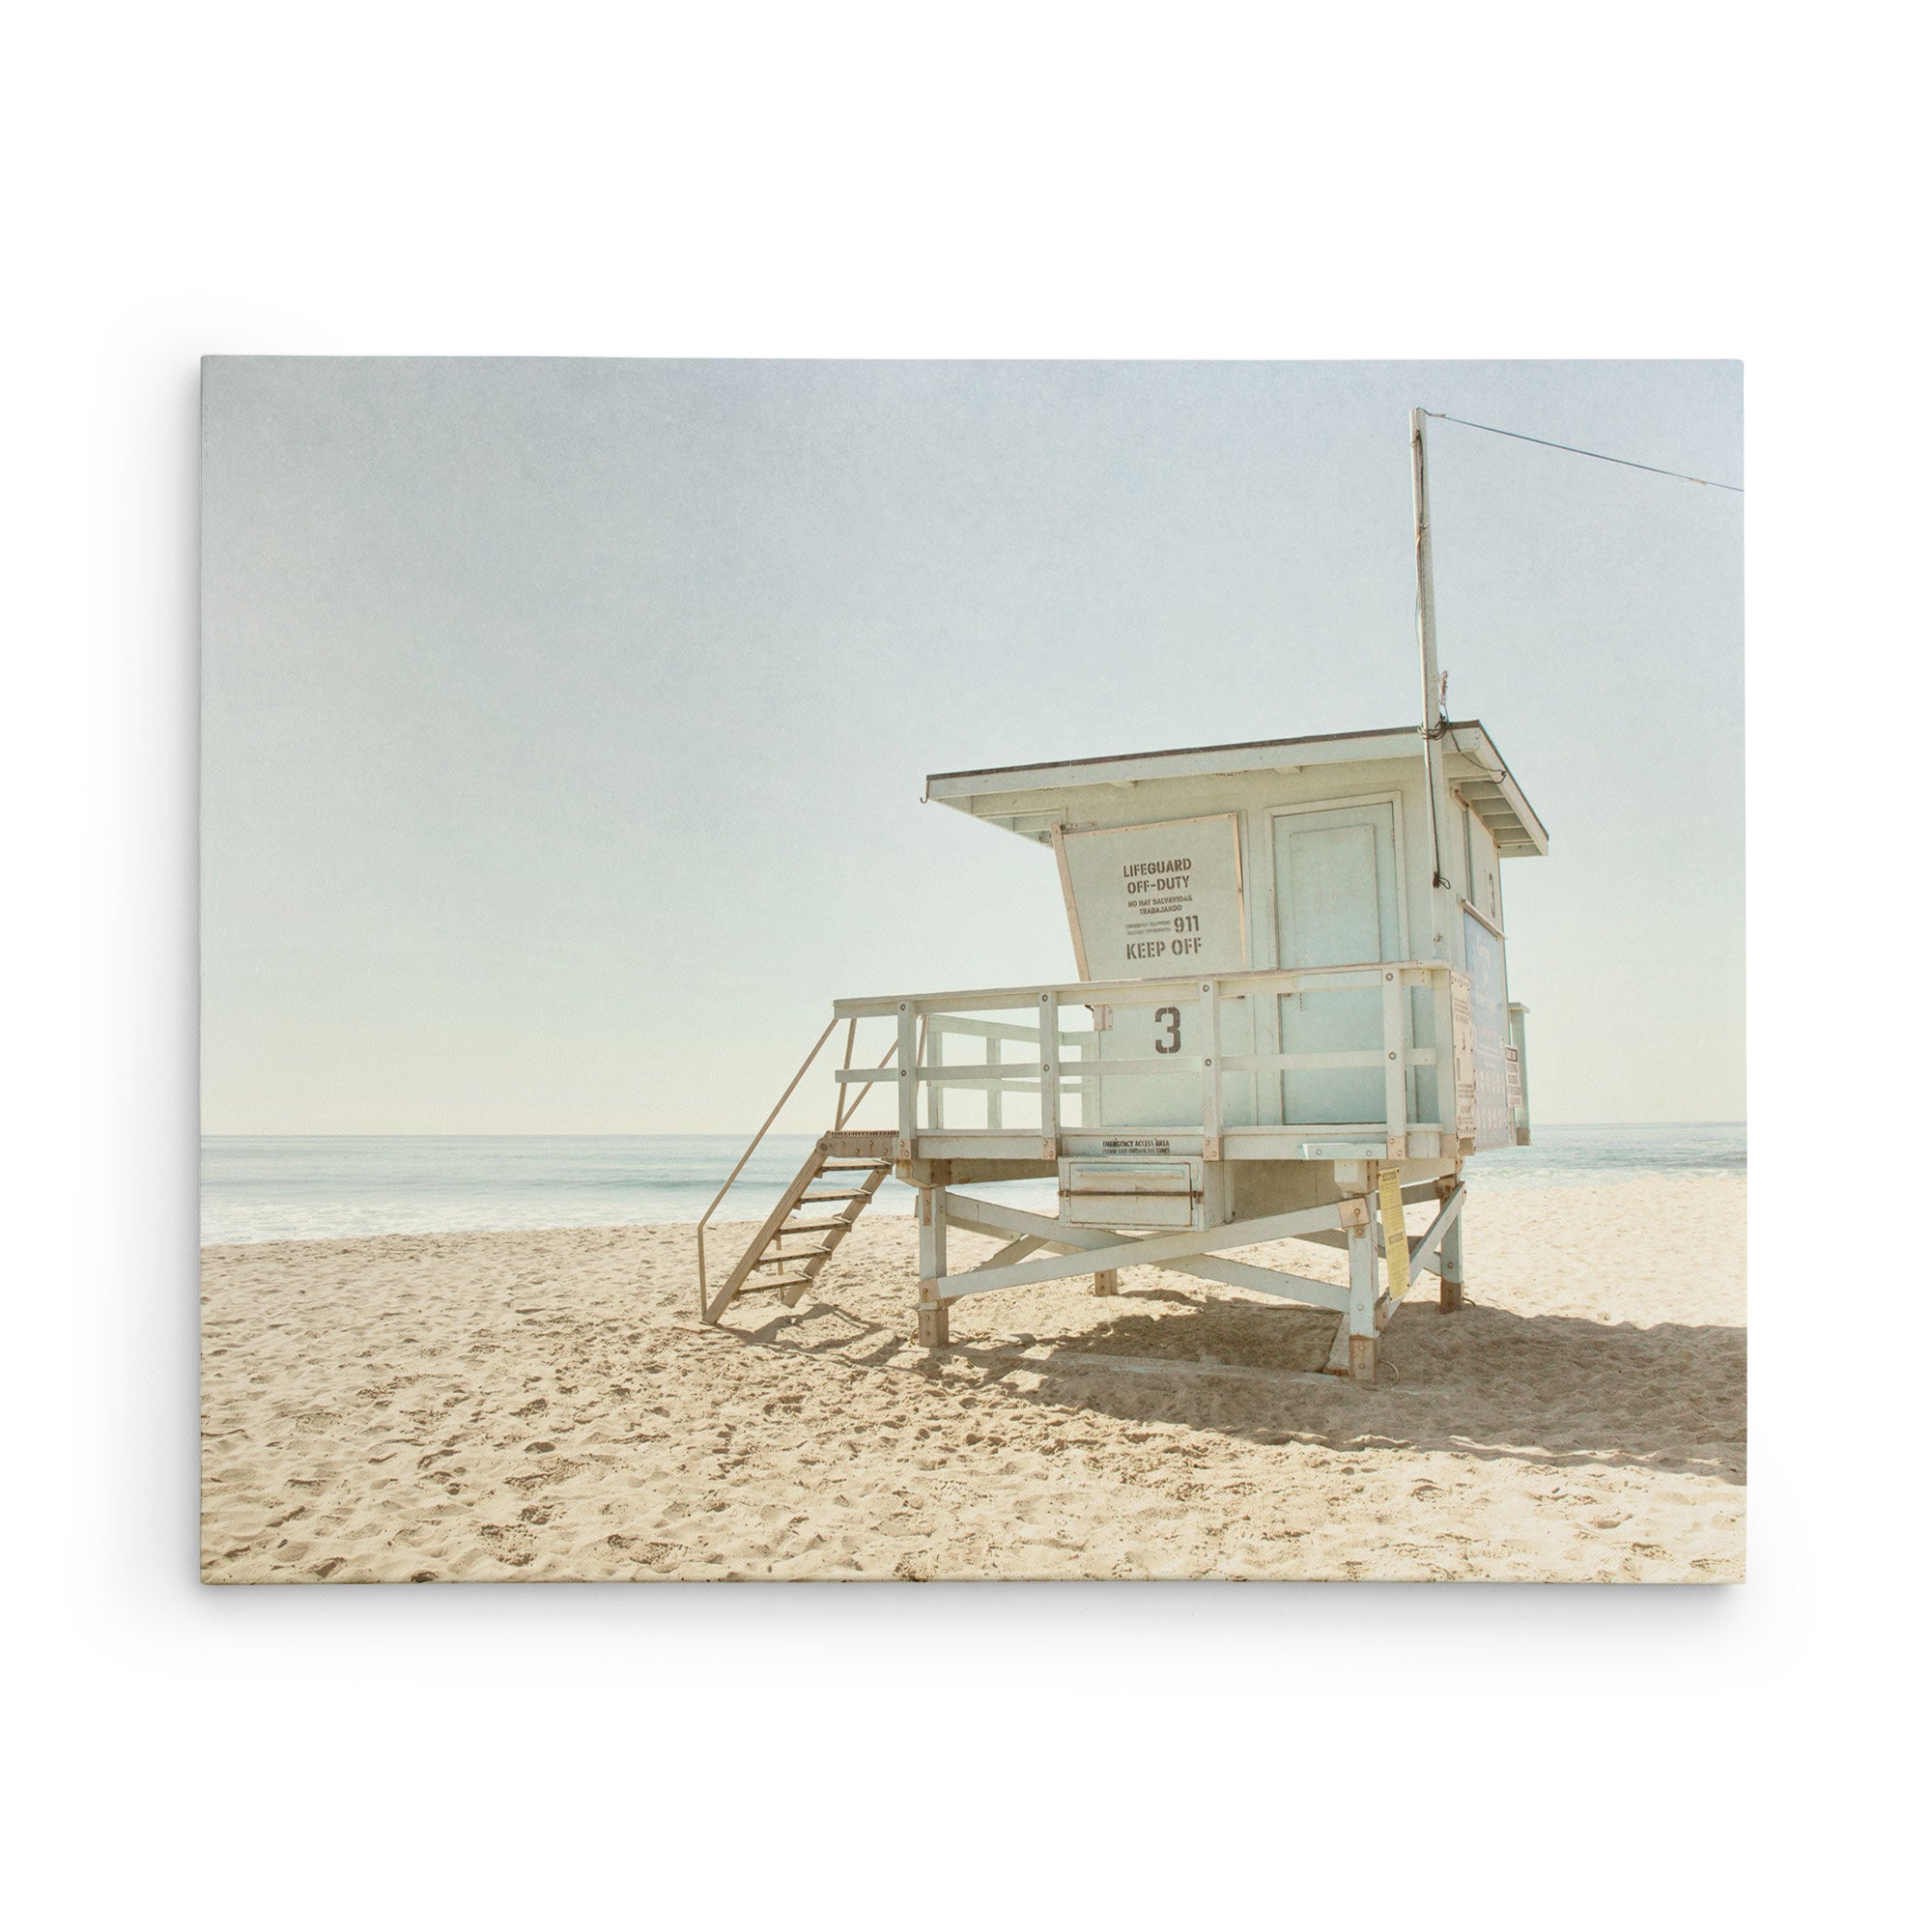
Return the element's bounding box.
[696,414,1546,1382]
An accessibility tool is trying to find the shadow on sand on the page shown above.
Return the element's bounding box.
[726,1285,1746,1485]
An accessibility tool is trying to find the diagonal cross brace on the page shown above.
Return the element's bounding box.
[933,1193,1351,1313]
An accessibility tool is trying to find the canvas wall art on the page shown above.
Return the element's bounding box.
[200,357,1745,1582]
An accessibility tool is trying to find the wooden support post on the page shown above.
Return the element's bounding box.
[1380,968,1407,1158]
[916,1183,950,1348]
[832,1016,858,1129]
[984,1031,1003,1130]
[895,1002,918,1163]
[1431,970,1458,1145]
[1038,989,1060,1159]
[1348,1212,1379,1382]
[1092,1268,1120,1296]
[1436,1175,1465,1312]
[1322,1193,1380,1381]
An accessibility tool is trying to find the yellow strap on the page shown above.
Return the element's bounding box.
[1378,1165,1410,1304]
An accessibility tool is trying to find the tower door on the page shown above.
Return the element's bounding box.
[1272,802,1402,1126]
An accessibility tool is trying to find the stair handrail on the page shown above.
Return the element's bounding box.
[695,1015,846,1311]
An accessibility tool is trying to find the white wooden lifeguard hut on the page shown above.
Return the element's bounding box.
[696,412,1546,1382]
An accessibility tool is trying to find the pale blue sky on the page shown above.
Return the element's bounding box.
[201,358,1742,1131]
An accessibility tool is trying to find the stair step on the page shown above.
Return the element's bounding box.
[799,1189,868,1203]
[820,1159,891,1172]
[736,1274,813,1294]
[781,1217,857,1236]
[753,1246,833,1266]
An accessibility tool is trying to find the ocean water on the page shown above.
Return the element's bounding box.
[201,1123,1745,1246]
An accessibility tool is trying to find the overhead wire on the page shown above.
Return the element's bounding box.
[1422,411,1743,493]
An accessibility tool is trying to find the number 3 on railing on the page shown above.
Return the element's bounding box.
[1153,1007,1180,1055]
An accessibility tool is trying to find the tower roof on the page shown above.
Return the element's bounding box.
[925,719,1548,856]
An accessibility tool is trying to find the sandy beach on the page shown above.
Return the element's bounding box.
[201,1176,1744,1583]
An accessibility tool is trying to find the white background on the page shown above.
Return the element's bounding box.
[3,4,1921,1925]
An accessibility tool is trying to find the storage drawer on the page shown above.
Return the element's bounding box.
[1059,1158,1203,1231]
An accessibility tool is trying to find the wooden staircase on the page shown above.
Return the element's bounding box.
[700,1134,894,1324]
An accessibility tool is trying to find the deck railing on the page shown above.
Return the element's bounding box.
[829,959,1465,1162]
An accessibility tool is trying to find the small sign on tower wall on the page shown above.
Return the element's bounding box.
[1054,814,1247,980]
